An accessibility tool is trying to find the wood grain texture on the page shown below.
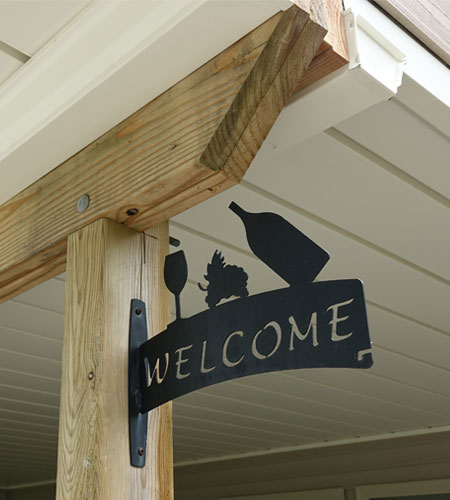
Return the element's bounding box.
[293,0,348,60]
[0,1,344,303]
[56,219,172,500]
[373,0,450,66]
[200,4,326,176]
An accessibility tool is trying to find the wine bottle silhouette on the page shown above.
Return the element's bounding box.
[164,250,188,320]
[229,202,329,285]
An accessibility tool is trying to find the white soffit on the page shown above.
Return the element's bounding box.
[0,0,92,56]
[0,0,291,206]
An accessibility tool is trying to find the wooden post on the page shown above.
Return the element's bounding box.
[56,219,173,500]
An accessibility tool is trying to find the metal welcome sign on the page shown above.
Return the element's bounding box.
[129,202,373,466]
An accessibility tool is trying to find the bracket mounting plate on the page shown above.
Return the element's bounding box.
[129,299,148,468]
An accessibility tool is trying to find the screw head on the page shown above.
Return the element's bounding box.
[77,194,90,213]
[135,308,142,316]
[88,371,94,380]
[138,447,145,456]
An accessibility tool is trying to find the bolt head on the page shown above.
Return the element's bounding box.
[77,194,90,213]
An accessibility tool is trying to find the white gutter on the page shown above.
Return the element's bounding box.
[343,0,450,138]
[261,3,407,152]
[259,0,450,154]
[344,9,406,98]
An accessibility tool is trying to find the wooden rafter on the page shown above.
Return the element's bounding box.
[0,0,348,303]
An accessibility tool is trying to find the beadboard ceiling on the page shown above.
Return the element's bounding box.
[1,88,449,486]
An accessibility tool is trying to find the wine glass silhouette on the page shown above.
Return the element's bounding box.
[164,250,188,320]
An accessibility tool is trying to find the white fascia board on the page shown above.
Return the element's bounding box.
[0,0,291,206]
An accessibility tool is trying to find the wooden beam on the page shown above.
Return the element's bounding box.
[0,0,345,303]
[56,219,172,500]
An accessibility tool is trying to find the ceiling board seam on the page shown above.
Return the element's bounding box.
[0,427,57,437]
[0,425,56,437]
[344,363,450,400]
[173,408,336,441]
[174,435,258,451]
[0,441,55,452]
[0,395,58,410]
[0,397,59,416]
[0,381,59,398]
[0,445,56,454]
[325,127,450,209]
[0,416,57,430]
[230,374,450,421]
[0,407,58,421]
[173,433,264,449]
[393,97,450,141]
[174,441,240,454]
[228,376,435,426]
[0,323,63,343]
[173,423,291,446]
[351,370,450,402]
[173,414,320,442]
[9,299,64,317]
[372,344,450,375]
[367,299,450,337]
[175,399,390,434]
[0,454,56,462]
[0,433,57,444]
[0,453,56,462]
[271,371,450,419]
[0,346,62,365]
[3,479,58,490]
[0,40,30,63]
[0,434,58,442]
[173,424,450,467]
[0,366,60,383]
[184,388,397,431]
[238,180,450,288]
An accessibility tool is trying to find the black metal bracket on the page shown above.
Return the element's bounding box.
[128,299,148,468]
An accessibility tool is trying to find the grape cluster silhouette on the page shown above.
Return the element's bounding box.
[198,251,249,308]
